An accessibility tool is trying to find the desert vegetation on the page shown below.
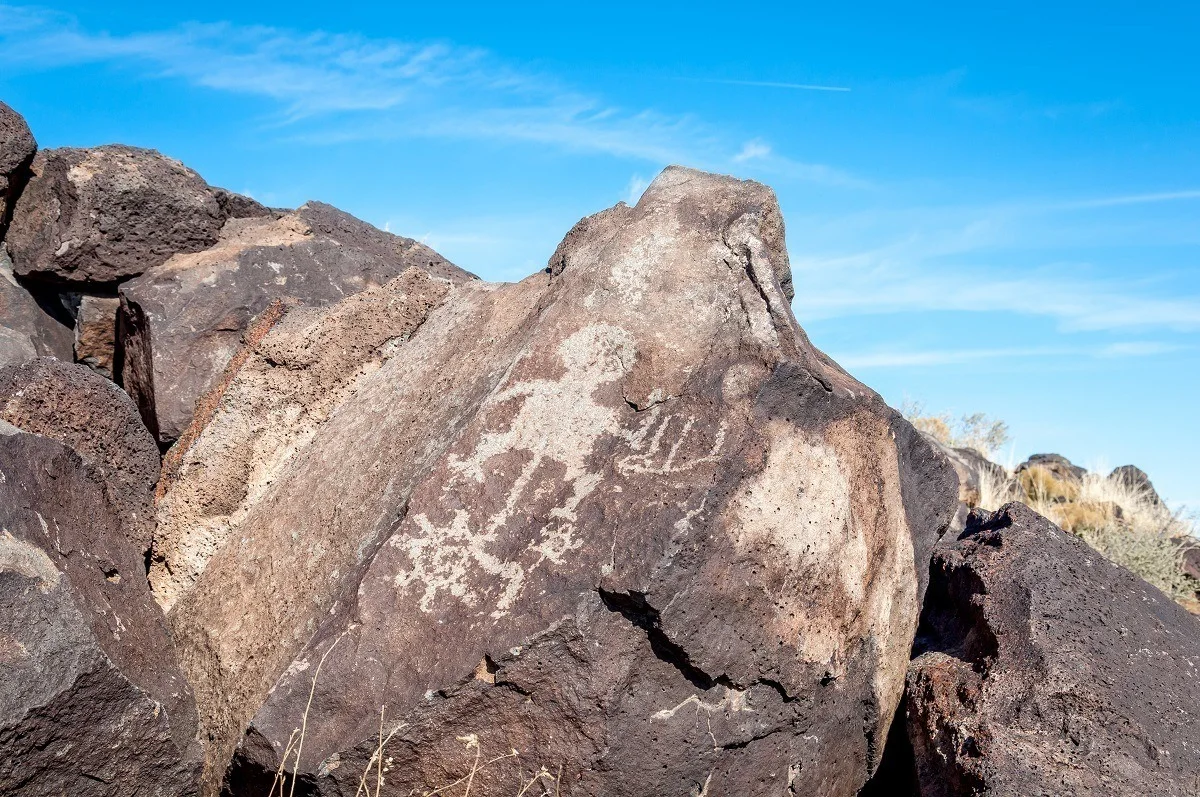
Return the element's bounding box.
[906,403,1200,609]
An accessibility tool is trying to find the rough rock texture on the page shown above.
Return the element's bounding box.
[117,203,473,444]
[0,357,160,555]
[155,167,958,796]
[1016,452,1085,482]
[150,268,454,610]
[1,246,73,367]
[0,101,37,238]
[904,502,1200,796]
[0,429,200,795]
[74,294,121,377]
[6,145,225,286]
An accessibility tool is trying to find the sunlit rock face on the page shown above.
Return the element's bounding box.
[153,166,956,796]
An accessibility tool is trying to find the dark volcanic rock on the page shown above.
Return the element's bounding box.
[211,187,275,221]
[0,357,160,555]
[117,202,473,444]
[1110,464,1166,507]
[1,246,73,367]
[1015,452,1086,482]
[0,430,200,796]
[904,502,1200,796]
[923,434,1006,509]
[0,101,37,238]
[155,167,958,796]
[6,145,225,286]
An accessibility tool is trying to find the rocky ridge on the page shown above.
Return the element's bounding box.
[1,101,1197,797]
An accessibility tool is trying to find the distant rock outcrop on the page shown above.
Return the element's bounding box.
[116,202,473,444]
[0,429,200,796]
[154,167,958,796]
[901,502,1200,796]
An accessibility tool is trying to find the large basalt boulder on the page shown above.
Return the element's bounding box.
[0,429,200,795]
[1109,464,1166,508]
[0,101,37,238]
[0,357,160,556]
[116,202,473,444]
[5,145,238,286]
[1016,452,1086,482]
[903,502,1200,796]
[1,246,73,367]
[156,167,958,796]
[922,434,1006,509]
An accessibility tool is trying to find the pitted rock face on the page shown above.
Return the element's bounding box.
[0,431,200,796]
[0,357,160,556]
[1,102,37,237]
[116,203,473,444]
[156,166,957,796]
[903,502,1200,796]
[6,145,227,286]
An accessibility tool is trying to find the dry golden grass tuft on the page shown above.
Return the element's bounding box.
[976,462,1199,607]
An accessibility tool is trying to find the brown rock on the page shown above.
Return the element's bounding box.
[1015,452,1086,482]
[923,434,1006,508]
[903,502,1200,796]
[0,429,200,796]
[116,202,473,444]
[1,245,73,367]
[0,357,160,556]
[74,294,121,376]
[156,167,958,795]
[1109,464,1166,507]
[0,101,37,238]
[6,145,224,286]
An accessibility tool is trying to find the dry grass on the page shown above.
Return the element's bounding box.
[975,462,1199,606]
[270,641,561,797]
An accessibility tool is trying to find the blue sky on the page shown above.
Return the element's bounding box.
[2,2,1198,507]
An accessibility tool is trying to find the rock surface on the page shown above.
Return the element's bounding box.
[116,202,473,444]
[156,167,958,796]
[1016,452,1086,482]
[1110,464,1166,507]
[0,357,160,556]
[903,502,1200,796]
[0,101,37,237]
[0,429,200,795]
[1,246,73,367]
[6,145,226,286]
[923,434,1005,509]
[74,294,121,377]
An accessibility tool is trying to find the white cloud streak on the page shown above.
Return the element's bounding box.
[700,78,852,92]
[0,5,859,185]
[835,342,1188,369]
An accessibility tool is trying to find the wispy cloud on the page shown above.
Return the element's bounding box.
[733,139,772,163]
[836,342,1188,369]
[698,78,851,92]
[0,4,860,186]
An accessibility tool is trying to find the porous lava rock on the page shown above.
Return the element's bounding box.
[116,202,473,444]
[0,429,200,796]
[155,167,958,796]
[74,294,121,377]
[903,502,1200,796]
[6,145,228,286]
[0,357,160,556]
[0,101,37,238]
[1,246,72,367]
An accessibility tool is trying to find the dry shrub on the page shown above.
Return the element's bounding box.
[901,401,1010,456]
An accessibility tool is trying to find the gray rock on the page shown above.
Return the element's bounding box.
[0,357,160,556]
[0,245,73,367]
[117,202,473,444]
[155,167,957,796]
[0,431,200,796]
[903,502,1200,796]
[0,101,37,239]
[6,145,225,286]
